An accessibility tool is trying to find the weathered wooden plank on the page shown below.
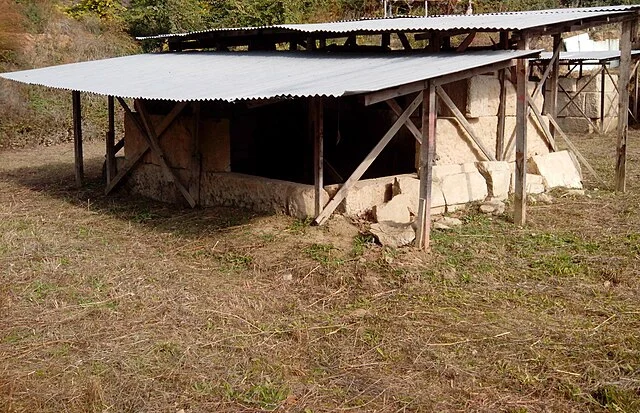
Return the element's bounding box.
[616,19,633,192]
[436,86,496,161]
[416,83,437,251]
[72,90,84,188]
[528,96,557,152]
[314,92,424,225]
[386,98,422,144]
[105,99,187,195]
[106,96,116,186]
[514,38,529,227]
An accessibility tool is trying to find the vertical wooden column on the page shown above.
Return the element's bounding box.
[416,83,437,251]
[72,90,84,188]
[634,62,639,121]
[600,62,607,134]
[106,95,116,186]
[616,20,633,192]
[496,31,510,161]
[381,33,391,49]
[189,101,202,205]
[514,36,530,226]
[310,98,324,218]
[548,34,561,138]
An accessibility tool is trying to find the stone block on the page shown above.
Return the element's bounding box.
[526,173,545,194]
[583,92,617,119]
[577,74,600,92]
[528,150,583,189]
[506,81,544,116]
[440,170,488,206]
[476,161,511,199]
[503,116,552,162]
[435,117,498,164]
[199,172,329,219]
[556,116,597,134]
[374,194,412,224]
[555,93,585,117]
[324,176,395,216]
[395,175,446,215]
[467,75,501,118]
[558,77,578,93]
[370,222,415,248]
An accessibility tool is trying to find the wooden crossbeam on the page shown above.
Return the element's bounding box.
[105,99,188,195]
[134,101,197,207]
[527,99,557,152]
[558,84,600,133]
[496,69,508,160]
[386,99,422,144]
[314,92,424,225]
[436,86,496,161]
[558,67,602,115]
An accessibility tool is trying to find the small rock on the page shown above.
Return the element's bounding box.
[565,189,586,197]
[527,194,538,205]
[437,217,463,227]
[282,272,293,282]
[433,222,451,230]
[603,280,612,289]
[370,222,416,248]
[536,193,554,204]
[479,199,506,215]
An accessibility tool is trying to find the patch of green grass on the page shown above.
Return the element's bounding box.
[219,251,253,271]
[226,381,289,411]
[29,280,57,301]
[287,217,312,235]
[530,253,585,277]
[589,385,640,412]
[304,243,343,266]
[352,234,375,256]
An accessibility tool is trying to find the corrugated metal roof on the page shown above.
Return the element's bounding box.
[0,50,538,102]
[536,50,640,62]
[138,5,640,40]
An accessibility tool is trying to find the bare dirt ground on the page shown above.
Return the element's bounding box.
[0,130,639,413]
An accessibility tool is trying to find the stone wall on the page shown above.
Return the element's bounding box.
[544,73,619,134]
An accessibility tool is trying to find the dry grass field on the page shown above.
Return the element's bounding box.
[0,129,639,412]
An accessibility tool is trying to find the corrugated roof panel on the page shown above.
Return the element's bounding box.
[536,50,640,62]
[0,50,538,102]
[137,5,640,40]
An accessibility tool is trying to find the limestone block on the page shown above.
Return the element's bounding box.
[528,150,583,190]
[200,172,329,219]
[583,93,617,119]
[374,194,412,224]
[559,77,578,93]
[556,93,585,117]
[438,79,467,117]
[324,176,395,216]
[476,161,511,199]
[503,116,552,162]
[395,175,446,214]
[577,74,600,92]
[467,75,501,118]
[435,117,498,164]
[432,163,463,180]
[440,170,488,206]
[127,163,190,205]
[526,174,545,194]
[556,116,597,134]
[370,222,415,248]
[506,81,544,116]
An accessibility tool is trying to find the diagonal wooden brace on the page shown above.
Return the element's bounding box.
[105,99,188,195]
[134,100,197,208]
[314,92,424,226]
[386,98,422,144]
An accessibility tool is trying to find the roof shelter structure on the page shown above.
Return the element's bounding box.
[1,5,640,250]
[531,51,640,134]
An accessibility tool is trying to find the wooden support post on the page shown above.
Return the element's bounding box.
[416,83,437,251]
[310,98,324,218]
[72,90,84,188]
[514,37,530,227]
[616,20,633,192]
[397,32,412,50]
[381,33,391,49]
[106,96,116,186]
[549,34,561,138]
[496,31,509,161]
[600,62,606,134]
[634,61,639,121]
[314,93,423,225]
[189,102,202,205]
